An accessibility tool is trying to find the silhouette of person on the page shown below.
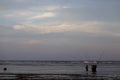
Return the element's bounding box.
[86,65,88,72]
[91,65,97,73]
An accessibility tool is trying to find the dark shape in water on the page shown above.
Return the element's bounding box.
[3,67,7,71]
[85,65,88,72]
[91,65,97,73]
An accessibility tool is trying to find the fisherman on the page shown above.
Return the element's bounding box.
[85,65,88,72]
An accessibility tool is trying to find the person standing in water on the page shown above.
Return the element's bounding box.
[91,64,97,73]
[85,65,88,72]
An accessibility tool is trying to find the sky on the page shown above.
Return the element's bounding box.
[0,0,120,60]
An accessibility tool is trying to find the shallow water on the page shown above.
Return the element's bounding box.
[0,61,120,76]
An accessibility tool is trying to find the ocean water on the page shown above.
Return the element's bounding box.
[0,61,120,77]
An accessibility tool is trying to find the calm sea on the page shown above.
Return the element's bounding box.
[0,60,120,76]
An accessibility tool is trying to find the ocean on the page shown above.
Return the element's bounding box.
[0,60,120,79]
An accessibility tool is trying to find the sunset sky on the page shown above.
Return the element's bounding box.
[0,0,120,60]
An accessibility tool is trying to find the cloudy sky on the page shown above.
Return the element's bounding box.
[0,0,120,60]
